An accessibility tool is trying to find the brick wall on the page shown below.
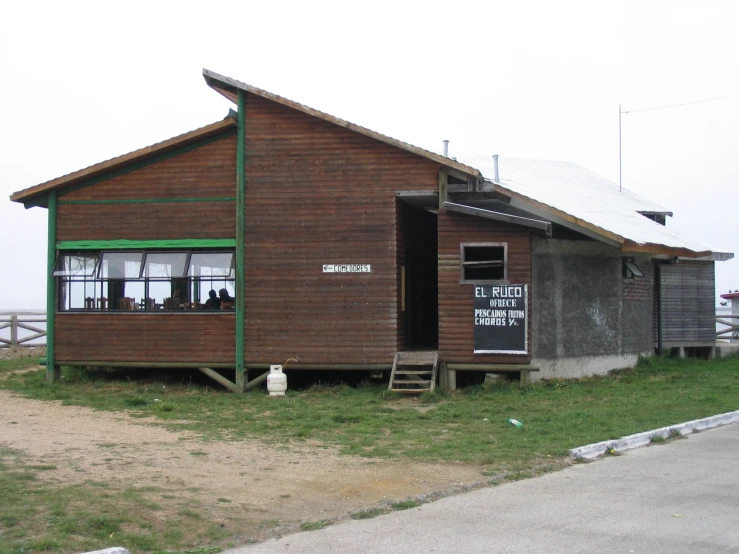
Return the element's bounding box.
[623,258,652,303]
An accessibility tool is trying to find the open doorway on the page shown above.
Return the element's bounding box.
[398,200,438,349]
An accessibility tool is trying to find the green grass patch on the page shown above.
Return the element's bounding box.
[299,519,330,531]
[1,355,738,551]
[0,444,245,554]
[351,508,387,520]
[1,356,738,469]
[390,500,421,511]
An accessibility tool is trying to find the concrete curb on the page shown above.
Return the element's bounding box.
[81,548,129,554]
[569,409,739,460]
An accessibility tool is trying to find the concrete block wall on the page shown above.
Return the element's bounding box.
[531,239,653,380]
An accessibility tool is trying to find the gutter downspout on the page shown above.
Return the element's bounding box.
[235,90,246,391]
[46,191,58,382]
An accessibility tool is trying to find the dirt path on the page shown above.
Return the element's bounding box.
[0,387,486,541]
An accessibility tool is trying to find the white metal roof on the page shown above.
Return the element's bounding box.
[454,154,731,259]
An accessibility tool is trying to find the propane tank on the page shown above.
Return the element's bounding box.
[267,365,287,396]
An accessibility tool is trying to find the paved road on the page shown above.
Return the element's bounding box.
[229,423,739,553]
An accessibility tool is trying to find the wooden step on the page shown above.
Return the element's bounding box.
[388,351,439,394]
[394,370,433,375]
[396,352,439,363]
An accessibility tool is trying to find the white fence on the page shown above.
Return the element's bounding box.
[0,313,47,348]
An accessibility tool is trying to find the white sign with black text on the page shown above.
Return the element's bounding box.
[322,264,371,273]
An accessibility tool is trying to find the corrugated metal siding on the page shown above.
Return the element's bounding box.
[438,209,532,363]
[55,314,235,363]
[658,261,716,344]
[243,94,441,365]
[57,134,237,241]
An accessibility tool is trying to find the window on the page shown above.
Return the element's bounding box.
[55,250,236,312]
[622,257,644,279]
[460,243,507,283]
[53,253,99,277]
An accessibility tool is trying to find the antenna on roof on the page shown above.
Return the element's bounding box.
[493,154,500,183]
[443,140,449,157]
[619,104,625,192]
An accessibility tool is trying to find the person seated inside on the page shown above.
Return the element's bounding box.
[204,289,221,311]
[219,288,235,310]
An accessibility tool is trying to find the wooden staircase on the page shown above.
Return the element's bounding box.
[388,351,439,393]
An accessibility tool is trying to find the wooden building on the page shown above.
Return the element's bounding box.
[10,70,733,391]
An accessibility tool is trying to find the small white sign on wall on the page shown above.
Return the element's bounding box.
[322,264,371,273]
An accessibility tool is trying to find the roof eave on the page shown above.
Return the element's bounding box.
[202,68,482,179]
[621,239,713,259]
[9,117,238,207]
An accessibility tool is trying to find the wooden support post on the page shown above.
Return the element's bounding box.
[46,191,57,383]
[235,89,246,392]
[439,361,448,390]
[438,169,448,210]
[10,314,17,347]
[50,365,61,382]
[198,367,237,392]
[244,371,269,391]
[447,368,457,391]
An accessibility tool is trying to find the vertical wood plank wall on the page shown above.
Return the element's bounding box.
[437,210,532,363]
[57,133,237,241]
[243,94,440,365]
[658,261,715,345]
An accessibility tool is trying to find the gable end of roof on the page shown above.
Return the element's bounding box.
[202,68,482,179]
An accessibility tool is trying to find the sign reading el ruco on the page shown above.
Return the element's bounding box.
[473,284,528,354]
[322,264,371,273]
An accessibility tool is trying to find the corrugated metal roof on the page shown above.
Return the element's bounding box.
[454,154,731,258]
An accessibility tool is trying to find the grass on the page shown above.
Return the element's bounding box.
[1,357,738,468]
[0,354,738,552]
[4,355,735,468]
[299,520,330,531]
[0,445,240,554]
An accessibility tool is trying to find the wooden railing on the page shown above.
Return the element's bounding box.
[716,314,739,341]
[0,313,47,348]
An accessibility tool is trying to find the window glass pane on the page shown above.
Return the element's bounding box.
[61,281,90,310]
[53,253,99,276]
[143,252,188,278]
[465,246,504,263]
[148,281,171,308]
[99,252,144,279]
[188,253,234,277]
[463,246,505,281]
[194,280,236,304]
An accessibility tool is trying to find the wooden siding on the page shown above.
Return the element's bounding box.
[656,261,715,345]
[243,94,441,365]
[55,313,235,364]
[57,133,237,241]
[438,209,532,363]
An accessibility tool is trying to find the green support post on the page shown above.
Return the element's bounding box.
[46,191,59,382]
[235,90,246,391]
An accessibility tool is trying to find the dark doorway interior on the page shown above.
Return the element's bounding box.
[399,202,438,349]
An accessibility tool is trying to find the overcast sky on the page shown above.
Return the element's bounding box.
[1,0,737,310]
